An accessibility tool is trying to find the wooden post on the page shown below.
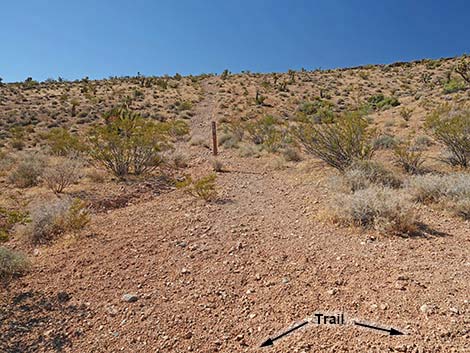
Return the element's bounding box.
[211,121,218,156]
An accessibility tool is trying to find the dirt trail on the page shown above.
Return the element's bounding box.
[1,79,469,353]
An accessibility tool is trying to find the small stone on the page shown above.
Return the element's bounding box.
[181,268,190,274]
[380,303,389,310]
[449,307,459,314]
[282,277,289,284]
[327,288,338,295]
[106,306,119,316]
[122,294,139,303]
[249,313,257,319]
[420,304,429,313]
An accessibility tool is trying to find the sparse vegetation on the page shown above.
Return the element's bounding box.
[296,112,375,172]
[87,110,170,177]
[43,157,83,193]
[393,142,425,174]
[177,174,218,201]
[8,153,45,188]
[329,186,417,235]
[0,247,30,280]
[425,105,470,168]
[367,94,400,110]
[44,128,84,156]
[19,198,90,244]
[334,160,402,192]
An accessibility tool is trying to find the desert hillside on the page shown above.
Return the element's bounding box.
[1,56,469,352]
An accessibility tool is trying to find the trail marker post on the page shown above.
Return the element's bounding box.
[211,121,218,156]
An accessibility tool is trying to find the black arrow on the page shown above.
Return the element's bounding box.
[260,321,309,347]
[353,321,404,336]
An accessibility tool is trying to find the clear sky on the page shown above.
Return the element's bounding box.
[1,0,469,82]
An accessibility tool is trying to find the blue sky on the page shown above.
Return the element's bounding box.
[0,0,468,82]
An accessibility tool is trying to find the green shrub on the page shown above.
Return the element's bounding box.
[399,107,413,121]
[373,134,397,150]
[443,79,466,94]
[455,59,470,85]
[295,112,375,172]
[0,207,29,242]
[160,120,190,139]
[246,116,284,152]
[0,247,30,280]
[425,105,470,167]
[176,101,192,111]
[296,99,335,123]
[177,174,217,201]
[367,94,400,110]
[44,128,84,156]
[87,111,170,178]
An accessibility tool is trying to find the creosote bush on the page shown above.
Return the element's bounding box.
[425,105,470,168]
[0,247,30,280]
[44,128,84,156]
[296,112,375,172]
[245,116,285,152]
[87,110,171,178]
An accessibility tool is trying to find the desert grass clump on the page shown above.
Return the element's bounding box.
[282,146,303,162]
[453,199,470,220]
[211,158,224,172]
[330,186,417,235]
[373,134,398,150]
[0,247,30,280]
[19,198,90,244]
[296,112,375,172]
[407,173,470,203]
[335,160,402,192]
[8,152,45,188]
[43,157,83,193]
[189,134,208,147]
